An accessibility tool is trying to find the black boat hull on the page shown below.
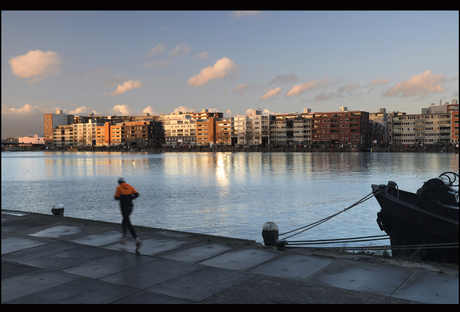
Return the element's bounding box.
[372,184,458,264]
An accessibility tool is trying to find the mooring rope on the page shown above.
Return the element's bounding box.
[285,242,458,251]
[277,188,458,252]
[285,225,458,247]
[279,190,382,239]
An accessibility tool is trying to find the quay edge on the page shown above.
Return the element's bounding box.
[2,209,458,276]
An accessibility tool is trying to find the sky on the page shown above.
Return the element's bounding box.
[1,10,459,139]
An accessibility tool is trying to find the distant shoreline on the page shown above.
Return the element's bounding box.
[3,145,459,153]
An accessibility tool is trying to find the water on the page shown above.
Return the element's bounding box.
[2,151,458,247]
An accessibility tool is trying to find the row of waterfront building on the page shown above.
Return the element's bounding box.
[18,100,459,148]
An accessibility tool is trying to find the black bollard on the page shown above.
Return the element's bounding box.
[51,204,64,216]
[262,222,279,247]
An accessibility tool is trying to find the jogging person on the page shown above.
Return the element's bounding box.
[114,177,142,251]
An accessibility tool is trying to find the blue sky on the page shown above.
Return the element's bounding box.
[2,10,458,138]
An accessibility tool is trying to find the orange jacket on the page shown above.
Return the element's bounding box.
[115,182,139,207]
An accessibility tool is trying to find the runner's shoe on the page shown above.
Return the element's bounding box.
[135,238,142,252]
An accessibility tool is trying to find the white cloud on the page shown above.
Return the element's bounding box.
[314,92,333,102]
[187,57,238,87]
[142,106,159,116]
[173,106,195,114]
[1,104,46,138]
[68,106,90,115]
[383,70,445,99]
[368,78,390,87]
[234,84,248,95]
[194,52,209,60]
[110,104,135,116]
[148,44,167,57]
[168,42,191,57]
[261,87,282,100]
[285,80,320,97]
[105,80,143,96]
[338,82,359,94]
[366,78,390,95]
[9,50,61,84]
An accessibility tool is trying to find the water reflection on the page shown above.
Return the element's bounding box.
[215,153,230,196]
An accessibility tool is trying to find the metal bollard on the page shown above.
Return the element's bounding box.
[51,204,64,216]
[262,222,279,247]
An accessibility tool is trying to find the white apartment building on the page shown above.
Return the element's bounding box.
[73,119,102,146]
[160,113,197,146]
[392,113,451,146]
[231,109,271,145]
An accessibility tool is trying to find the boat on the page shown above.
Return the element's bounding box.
[372,172,459,264]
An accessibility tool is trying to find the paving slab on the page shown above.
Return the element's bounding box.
[1,241,80,268]
[4,278,140,304]
[100,258,203,289]
[1,260,42,280]
[62,252,156,279]
[1,236,47,254]
[1,270,79,303]
[305,259,413,296]
[200,274,418,304]
[5,244,120,270]
[392,269,459,304]
[103,236,189,255]
[199,248,281,270]
[159,242,236,263]
[112,290,193,304]
[248,253,335,279]
[28,225,81,238]
[70,230,122,246]
[146,266,249,302]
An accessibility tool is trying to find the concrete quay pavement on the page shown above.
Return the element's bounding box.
[2,209,458,304]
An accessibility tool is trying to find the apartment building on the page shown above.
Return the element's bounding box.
[292,115,313,145]
[44,110,74,145]
[53,125,74,147]
[196,117,216,146]
[392,101,459,146]
[309,107,370,146]
[73,119,102,146]
[269,113,299,146]
[109,121,163,147]
[160,114,197,146]
[216,117,232,145]
[451,105,459,144]
[188,109,223,120]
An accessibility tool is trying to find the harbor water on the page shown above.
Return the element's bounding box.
[2,151,458,248]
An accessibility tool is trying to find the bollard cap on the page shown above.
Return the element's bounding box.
[263,221,278,231]
[52,204,64,209]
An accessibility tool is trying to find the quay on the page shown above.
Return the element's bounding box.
[13,144,458,153]
[2,210,458,304]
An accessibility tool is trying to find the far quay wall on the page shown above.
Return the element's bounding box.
[45,145,460,153]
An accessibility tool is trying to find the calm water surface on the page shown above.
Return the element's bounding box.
[2,151,458,246]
